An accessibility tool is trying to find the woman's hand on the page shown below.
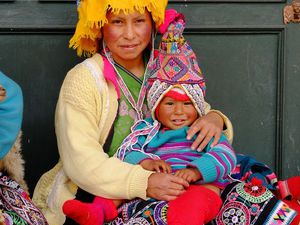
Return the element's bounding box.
[140,159,172,173]
[174,168,202,183]
[187,111,223,151]
[146,173,189,201]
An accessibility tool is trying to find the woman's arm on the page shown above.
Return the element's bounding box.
[56,65,153,200]
[56,64,188,201]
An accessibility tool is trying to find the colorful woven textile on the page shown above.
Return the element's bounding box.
[215,181,296,225]
[231,154,278,191]
[107,199,168,225]
[0,172,48,225]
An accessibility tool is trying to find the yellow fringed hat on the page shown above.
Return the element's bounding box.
[69,0,168,57]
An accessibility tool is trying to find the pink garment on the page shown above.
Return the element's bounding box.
[158,9,185,34]
[102,56,120,98]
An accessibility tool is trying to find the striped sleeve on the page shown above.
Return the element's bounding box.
[188,134,236,183]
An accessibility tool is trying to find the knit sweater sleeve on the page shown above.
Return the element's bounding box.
[55,63,153,200]
[189,134,237,183]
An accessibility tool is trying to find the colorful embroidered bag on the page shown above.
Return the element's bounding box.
[0,173,48,225]
[215,180,297,225]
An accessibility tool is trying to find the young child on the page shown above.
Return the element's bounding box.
[62,10,237,225]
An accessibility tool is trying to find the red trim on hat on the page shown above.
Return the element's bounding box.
[154,88,191,120]
[164,89,190,101]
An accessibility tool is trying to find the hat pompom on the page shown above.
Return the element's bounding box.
[158,9,184,34]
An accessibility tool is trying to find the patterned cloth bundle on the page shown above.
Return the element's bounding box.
[215,179,297,225]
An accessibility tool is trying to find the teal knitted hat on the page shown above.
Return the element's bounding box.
[0,71,23,159]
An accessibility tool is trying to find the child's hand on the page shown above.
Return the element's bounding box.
[140,159,172,173]
[174,168,202,183]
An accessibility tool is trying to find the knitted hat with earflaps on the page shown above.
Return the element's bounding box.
[70,0,168,57]
[146,9,206,120]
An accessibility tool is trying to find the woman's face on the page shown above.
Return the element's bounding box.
[103,10,153,66]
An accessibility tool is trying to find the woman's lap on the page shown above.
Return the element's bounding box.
[105,181,297,225]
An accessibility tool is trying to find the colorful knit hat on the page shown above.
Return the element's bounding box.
[70,0,168,57]
[146,9,206,120]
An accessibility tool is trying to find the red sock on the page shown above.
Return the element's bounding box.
[62,196,118,225]
[168,185,222,225]
[278,176,300,200]
[286,176,300,199]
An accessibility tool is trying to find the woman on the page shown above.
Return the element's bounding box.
[32,0,233,224]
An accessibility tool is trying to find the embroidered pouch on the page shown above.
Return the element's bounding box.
[0,173,48,225]
[215,181,297,225]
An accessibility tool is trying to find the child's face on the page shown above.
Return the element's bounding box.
[156,96,198,130]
